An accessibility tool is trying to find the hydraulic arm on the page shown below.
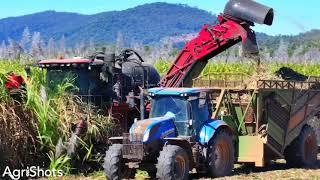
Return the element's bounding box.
[160,15,248,87]
[160,0,274,87]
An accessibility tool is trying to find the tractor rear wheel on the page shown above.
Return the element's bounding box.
[207,129,234,177]
[285,125,318,168]
[156,145,189,180]
[103,144,133,180]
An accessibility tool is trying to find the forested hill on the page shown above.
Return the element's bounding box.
[0,3,215,45]
[257,30,320,58]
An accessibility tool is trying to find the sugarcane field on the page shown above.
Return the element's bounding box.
[0,0,319,179]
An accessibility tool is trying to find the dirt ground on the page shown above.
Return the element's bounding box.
[57,154,320,180]
[199,159,320,180]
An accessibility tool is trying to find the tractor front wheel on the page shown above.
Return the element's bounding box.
[103,144,133,180]
[156,145,189,180]
[285,125,318,168]
[207,129,234,177]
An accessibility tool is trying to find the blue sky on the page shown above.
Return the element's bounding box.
[0,0,319,35]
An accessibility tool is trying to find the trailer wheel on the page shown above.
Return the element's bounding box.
[285,125,317,168]
[103,144,133,180]
[156,145,189,180]
[207,129,234,177]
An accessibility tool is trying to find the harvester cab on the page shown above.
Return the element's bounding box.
[38,58,110,96]
[37,49,159,107]
[36,49,160,132]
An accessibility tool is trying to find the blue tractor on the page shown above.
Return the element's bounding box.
[104,88,235,179]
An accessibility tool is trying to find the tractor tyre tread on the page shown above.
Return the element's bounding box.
[103,144,130,180]
[284,125,317,168]
[156,145,189,180]
[208,129,234,177]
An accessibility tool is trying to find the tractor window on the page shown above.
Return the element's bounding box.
[190,98,209,133]
[150,96,190,136]
[150,96,189,121]
[47,68,91,95]
[47,68,105,93]
[46,67,112,108]
[47,69,77,91]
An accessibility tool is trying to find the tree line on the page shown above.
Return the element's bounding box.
[0,27,96,61]
[1,27,320,65]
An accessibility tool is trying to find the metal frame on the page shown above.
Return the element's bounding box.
[193,73,248,89]
[257,80,320,90]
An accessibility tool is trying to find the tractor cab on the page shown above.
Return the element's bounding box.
[148,88,213,137]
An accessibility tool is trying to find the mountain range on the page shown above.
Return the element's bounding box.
[0,3,214,45]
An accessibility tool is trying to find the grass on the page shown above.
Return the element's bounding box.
[48,151,71,174]
[0,61,42,169]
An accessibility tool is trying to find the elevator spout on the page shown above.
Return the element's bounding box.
[224,0,274,26]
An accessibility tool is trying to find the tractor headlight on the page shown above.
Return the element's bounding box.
[143,128,151,142]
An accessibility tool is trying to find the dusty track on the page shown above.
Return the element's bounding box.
[58,154,320,180]
[198,156,320,180]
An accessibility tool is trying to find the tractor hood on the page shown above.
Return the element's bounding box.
[129,112,176,143]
